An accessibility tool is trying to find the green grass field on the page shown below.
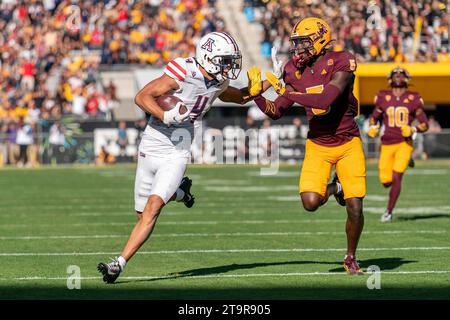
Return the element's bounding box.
[1,161,450,300]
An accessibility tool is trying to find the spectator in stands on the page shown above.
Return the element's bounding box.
[117,121,129,157]
[15,117,33,167]
[424,115,442,159]
[48,121,66,165]
[6,121,19,166]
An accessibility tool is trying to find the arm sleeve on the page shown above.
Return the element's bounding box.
[163,58,187,89]
[282,84,341,110]
[254,94,294,120]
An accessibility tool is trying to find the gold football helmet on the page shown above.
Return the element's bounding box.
[388,67,411,88]
[290,17,332,67]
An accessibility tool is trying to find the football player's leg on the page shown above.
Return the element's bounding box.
[117,155,162,264]
[335,138,365,274]
[386,142,413,216]
[299,140,333,211]
[120,156,187,262]
[386,171,403,216]
[379,144,395,188]
[343,197,364,275]
[98,153,157,283]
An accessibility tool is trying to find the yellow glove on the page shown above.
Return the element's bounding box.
[401,125,416,137]
[265,71,286,95]
[247,66,262,96]
[367,125,380,138]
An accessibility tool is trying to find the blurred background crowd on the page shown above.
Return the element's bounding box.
[0,0,226,165]
[0,0,449,167]
[244,0,449,63]
[0,0,224,131]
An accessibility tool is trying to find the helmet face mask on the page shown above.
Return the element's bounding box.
[196,32,242,83]
[290,37,315,68]
[388,67,411,88]
[290,17,332,69]
[210,53,242,81]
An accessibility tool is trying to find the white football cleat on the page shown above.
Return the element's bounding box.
[381,210,392,223]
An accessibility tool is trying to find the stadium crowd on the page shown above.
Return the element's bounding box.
[244,0,450,63]
[0,0,224,166]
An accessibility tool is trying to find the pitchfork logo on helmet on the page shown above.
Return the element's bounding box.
[388,67,411,88]
[196,32,242,83]
[290,17,333,68]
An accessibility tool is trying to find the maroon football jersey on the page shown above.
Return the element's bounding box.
[283,50,360,147]
[372,90,425,145]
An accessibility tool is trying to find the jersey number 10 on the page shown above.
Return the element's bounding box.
[387,106,409,127]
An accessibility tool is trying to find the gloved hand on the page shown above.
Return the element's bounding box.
[247,66,262,97]
[367,124,380,138]
[265,71,286,95]
[163,102,190,126]
[271,45,283,79]
[401,125,416,137]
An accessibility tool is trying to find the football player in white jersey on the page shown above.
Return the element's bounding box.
[97,31,270,283]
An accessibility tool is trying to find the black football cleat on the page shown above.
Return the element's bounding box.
[408,158,415,168]
[97,257,122,284]
[332,174,346,207]
[179,176,195,208]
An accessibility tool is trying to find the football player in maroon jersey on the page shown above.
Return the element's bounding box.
[367,67,428,222]
[248,17,365,275]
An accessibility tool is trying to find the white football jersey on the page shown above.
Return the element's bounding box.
[140,57,230,158]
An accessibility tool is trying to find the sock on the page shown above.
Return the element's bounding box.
[387,172,403,214]
[175,188,185,202]
[118,256,127,271]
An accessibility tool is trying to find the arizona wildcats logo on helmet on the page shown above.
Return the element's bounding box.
[201,38,215,52]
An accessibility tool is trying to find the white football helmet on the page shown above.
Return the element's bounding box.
[195,32,242,82]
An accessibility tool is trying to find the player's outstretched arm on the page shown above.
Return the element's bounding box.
[218,67,273,105]
[268,71,352,110]
[134,74,180,121]
[218,85,255,105]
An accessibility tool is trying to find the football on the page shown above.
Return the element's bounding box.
[156,94,188,114]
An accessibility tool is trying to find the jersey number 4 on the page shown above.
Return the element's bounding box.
[386,106,409,127]
[190,96,210,121]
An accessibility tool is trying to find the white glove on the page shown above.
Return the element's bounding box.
[271,45,283,79]
[163,102,190,126]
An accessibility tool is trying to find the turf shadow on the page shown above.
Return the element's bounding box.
[116,260,338,284]
[327,257,417,273]
[397,214,450,221]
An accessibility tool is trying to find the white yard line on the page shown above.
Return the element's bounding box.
[3,270,450,281]
[0,230,446,240]
[1,246,450,256]
[0,219,346,228]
